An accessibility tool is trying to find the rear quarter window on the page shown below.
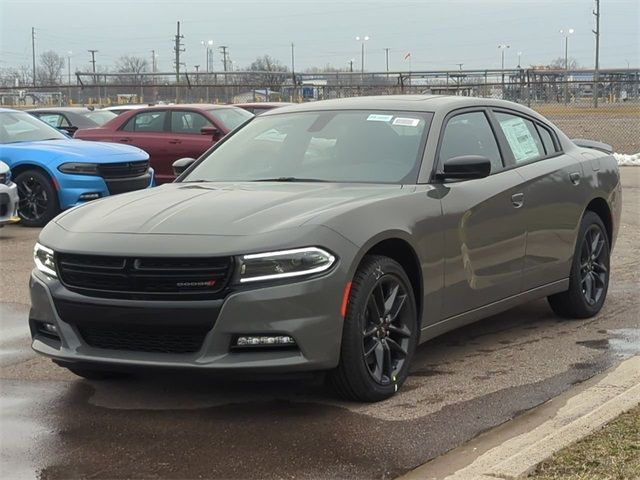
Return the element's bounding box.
[494,112,545,164]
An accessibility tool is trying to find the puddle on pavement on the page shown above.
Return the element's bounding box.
[576,328,640,358]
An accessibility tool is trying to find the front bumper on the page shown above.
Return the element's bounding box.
[0,181,20,226]
[56,169,155,210]
[29,262,348,373]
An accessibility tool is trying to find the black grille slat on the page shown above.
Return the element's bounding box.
[78,325,205,353]
[57,253,233,300]
[98,161,149,179]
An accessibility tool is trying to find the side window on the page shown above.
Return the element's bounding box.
[37,114,63,127]
[494,112,545,164]
[536,124,558,155]
[439,111,503,172]
[170,111,213,134]
[123,111,167,132]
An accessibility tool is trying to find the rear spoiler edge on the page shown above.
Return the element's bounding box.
[572,138,614,154]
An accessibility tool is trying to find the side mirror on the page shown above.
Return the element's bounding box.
[436,155,491,181]
[200,126,221,140]
[172,157,197,177]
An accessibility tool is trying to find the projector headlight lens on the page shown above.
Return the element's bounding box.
[236,247,336,284]
[33,242,57,277]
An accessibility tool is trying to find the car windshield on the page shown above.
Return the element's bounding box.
[83,110,117,125]
[208,108,254,131]
[182,110,432,184]
[0,111,68,144]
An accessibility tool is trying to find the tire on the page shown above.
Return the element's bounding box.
[65,366,124,380]
[15,169,59,227]
[548,211,610,319]
[327,255,418,402]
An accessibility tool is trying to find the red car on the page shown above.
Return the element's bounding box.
[75,104,253,184]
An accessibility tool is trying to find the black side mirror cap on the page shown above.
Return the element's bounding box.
[172,157,197,177]
[435,155,492,181]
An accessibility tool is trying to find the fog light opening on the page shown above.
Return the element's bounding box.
[36,321,60,339]
[233,335,297,350]
[79,192,101,201]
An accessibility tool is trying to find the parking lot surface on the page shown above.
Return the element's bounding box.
[1,168,638,479]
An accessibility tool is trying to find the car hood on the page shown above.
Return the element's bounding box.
[54,182,407,236]
[2,139,148,164]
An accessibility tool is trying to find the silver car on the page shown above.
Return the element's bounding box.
[29,96,621,401]
[0,161,19,226]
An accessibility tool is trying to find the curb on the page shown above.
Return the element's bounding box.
[399,354,640,480]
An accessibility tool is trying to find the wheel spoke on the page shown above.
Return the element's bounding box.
[593,262,607,274]
[373,342,384,382]
[363,326,377,338]
[364,340,378,358]
[383,284,399,315]
[382,341,392,381]
[388,323,411,338]
[373,284,386,317]
[386,337,408,358]
[367,295,382,320]
[590,231,601,256]
[389,294,407,321]
[584,272,594,302]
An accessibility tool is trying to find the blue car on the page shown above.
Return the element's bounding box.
[0,108,153,227]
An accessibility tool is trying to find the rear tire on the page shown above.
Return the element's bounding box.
[327,255,418,402]
[548,211,610,318]
[15,169,59,227]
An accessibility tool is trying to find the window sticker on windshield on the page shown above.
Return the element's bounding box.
[366,114,393,122]
[499,117,539,162]
[392,117,420,127]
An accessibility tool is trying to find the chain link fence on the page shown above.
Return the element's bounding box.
[1,68,638,153]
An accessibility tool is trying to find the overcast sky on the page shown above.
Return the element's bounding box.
[1,0,638,73]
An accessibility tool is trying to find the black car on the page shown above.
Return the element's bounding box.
[27,107,117,136]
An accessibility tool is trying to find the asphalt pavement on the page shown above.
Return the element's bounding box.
[0,167,638,479]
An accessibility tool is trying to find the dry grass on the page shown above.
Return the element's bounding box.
[529,405,640,479]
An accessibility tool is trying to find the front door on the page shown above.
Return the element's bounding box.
[436,110,528,319]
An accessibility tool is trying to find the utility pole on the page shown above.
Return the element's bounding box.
[88,49,99,105]
[593,0,600,107]
[291,42,296,101]
[383,48,390,73]
[348,59,354,73]
[173,21,185,102]
[457,63,464,71]
[151,49,156,73]
[31,27,37,87]
[219,46,228,71]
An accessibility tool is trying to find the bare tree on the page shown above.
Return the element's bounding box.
[548,57,579,70]
[115,55,149,85]
[37,51,65,85]
[247,55,288,89]
[0,65,32,87]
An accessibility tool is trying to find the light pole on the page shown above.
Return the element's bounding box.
[517,51,523,68]
[560,28,574,103]
[67,51,72,105]
[201,39,213,72]
[498,44,510,96]
[355,35,370,80]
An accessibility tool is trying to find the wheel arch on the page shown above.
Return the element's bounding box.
[354,233,424,327]
[11,162,61,207]
[584,197,612,246]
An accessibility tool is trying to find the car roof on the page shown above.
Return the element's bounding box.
[261,95,540,116]
[234,102,295,108]
[26,107,94,113]
[128,104,239,112]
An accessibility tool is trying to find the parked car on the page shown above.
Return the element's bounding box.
[27,107,117,136]
[30,96,620,401]
[0,160,19,227]
[101,104,152,115]
[75,104,253,184]
[0,108,153,227]
[234,102,294,115]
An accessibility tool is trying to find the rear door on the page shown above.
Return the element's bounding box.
[490,109,589,291]
[436,109,528,319]
[117,110,173,184]
[168,110,218,166]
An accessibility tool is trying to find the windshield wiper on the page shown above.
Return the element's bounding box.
[252,177,329,182]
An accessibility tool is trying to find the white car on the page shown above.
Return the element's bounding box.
[100,104,151,115]
[0,161,19,226]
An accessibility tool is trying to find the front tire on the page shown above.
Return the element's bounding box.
[327,255,418,402]
[15,169,59,227]
[548,211,610,318]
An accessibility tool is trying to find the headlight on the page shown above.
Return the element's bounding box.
[236,247,336,284]
[33,242,57,277]
[58,162,99,175]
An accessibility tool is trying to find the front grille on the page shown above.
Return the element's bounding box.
[57,253,233,300]
[98,160,150,179]
[78,324,206,353]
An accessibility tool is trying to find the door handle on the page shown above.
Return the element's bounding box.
[168,139,182,144]
[118,137,132,142]
[569,172,581,185]
[511,192,524,208]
